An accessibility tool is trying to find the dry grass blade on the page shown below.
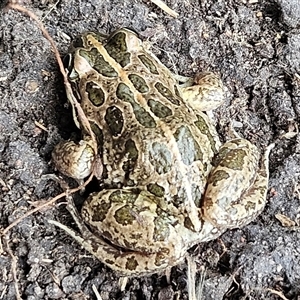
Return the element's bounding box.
[266,288,289,300]
[92,284,103,300]
[150,0,178,18]
[187,256,207,300]
[187,255,197,300]
[34,120,48,132]
[4,236,21,300]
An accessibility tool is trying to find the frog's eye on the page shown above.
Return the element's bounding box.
[63,54,79,81]
[63,53,73,71]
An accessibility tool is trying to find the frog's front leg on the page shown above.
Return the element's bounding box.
[52,136,98,181]
[50,188,187,276]
[202,138,273,229]
[179,71,225,111]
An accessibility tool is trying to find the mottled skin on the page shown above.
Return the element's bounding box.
[51,28,272,276]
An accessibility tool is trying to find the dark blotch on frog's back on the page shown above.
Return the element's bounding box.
[147,183,165,197]
[116,83,156,128]
[194,114,218,154]
[79,48,118,78]
[213,146,248,171]
[138,54,159,75]
[207,169,230,186]
[105,106,124,136]
[128,74,149,93]
[86,81,105,106]
[147,99,172,118]
[155,82,181,106]
[174,125,203,165]
[122,139,139,173]
[105,31,131,68]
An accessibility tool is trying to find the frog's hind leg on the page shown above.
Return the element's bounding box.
[202,139,274,229]
[49,189,185,276]
[48,218,175,277]
[178,71,225,111]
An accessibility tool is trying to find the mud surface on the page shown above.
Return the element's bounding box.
[1,0,300,299]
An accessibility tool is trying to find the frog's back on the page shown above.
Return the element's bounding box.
[71,29,220,202]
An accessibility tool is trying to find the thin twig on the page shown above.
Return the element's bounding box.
[4,236,22,300]
[2,171,94,236]
[41,0,60,21]
[6,3,97,151]
[266,288,289,300]
[1,3,98,236]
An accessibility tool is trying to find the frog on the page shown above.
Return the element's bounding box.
[50,28,272,276]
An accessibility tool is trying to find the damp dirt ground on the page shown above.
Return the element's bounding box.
[1,1,300,299]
